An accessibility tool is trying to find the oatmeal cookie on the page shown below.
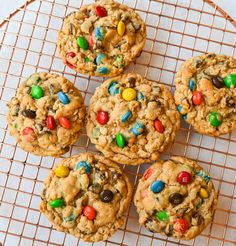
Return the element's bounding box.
[40,153,132,242]
[86,73,180,165]
[7,72,86,156]
[134,156,217,240]
[57,0,146,77]
[174,53,236,136]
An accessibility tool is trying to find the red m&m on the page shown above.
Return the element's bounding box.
[66,52,76,58]
[83,205,96,220]
[174,218,189,232]
[154,119,164,133]
[192,91,203,105]
[46,116,56,130]
[96,111,109,125]
[59,116,71,129]
[95,5,107,17]
[143,168,153,180]
[177,171,191,185]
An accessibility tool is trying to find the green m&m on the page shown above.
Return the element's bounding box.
[31,85,44,99]
[156,211,168,221]
[223,74,236,88]
[49,198,65,208]
[77,36,89,50]
[209,112,222,127]
[116,133,125,148]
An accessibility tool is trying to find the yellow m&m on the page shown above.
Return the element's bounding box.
[122,88,137,101]
[117,20,126,36]
[199,188,209,199]
[55,166,69,178]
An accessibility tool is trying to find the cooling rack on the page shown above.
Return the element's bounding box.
[0,0,236,245]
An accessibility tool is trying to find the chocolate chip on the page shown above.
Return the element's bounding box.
[100,190,114,203]
[35,124,43,132]
[70,23,76,35]
[169,193,184,205]
[212,76,224,89]
[21,109,36,119]
[49,84,55,94]
[88,183,102,194]
[195,60,203,68]
[226,97,235,107]
[127,77,136,87]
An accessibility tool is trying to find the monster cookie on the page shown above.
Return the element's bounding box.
[134,156,217,240]
[174,53,236,136]
[7,72,86,156]
[39,153,132,242]
[57,0,146,77]
[86,73,180,165]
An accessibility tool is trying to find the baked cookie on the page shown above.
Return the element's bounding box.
[57,0,146,77]
[7,72,86,156]
[174,53,236,136]
[86,73,180,165]
[40,153,132,242]
[134,156,217,240]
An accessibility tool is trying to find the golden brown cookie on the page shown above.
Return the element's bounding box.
[40,153,132,242]
[174,53,236,136]
[57,0,146,77]
[7,72,86,156]
[86,73,180,165]
[134,156,217,240]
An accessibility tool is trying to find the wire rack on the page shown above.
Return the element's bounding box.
[0,0,236,245]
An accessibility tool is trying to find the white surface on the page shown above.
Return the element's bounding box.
[0,0,236,23]
[0,0,236,246]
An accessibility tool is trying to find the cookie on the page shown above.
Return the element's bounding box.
[174,53,236,136]
[86,73,180,165]
[7,72,86,156]
[134,156,217,240]
[57,0,146,77]
[39,153,132,242]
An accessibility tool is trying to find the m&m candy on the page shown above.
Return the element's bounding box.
[77,36,89,50]
[116,133,125,148]
[96,111,109,125]
[49,198,65,208]
[174,218,189,232]
[209,112,221,127]
[154,119,164,133]
[122,88,137,101]
[55,166,69,178]
[192,91,203,105]
[31,85,44,99]
[59,116,71,129]
[83,205,96,220]
[177,171,191,185]
[57,91,70,104]
[75,161,91,173]
[46,116,56,130]
[150,180,165,193]
[95,5,107,17]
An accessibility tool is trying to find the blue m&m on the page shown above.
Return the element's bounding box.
[95,53,105,65]
[130,122,145,136]
[108,81,120,95]
[57,91,70,104]
[189,79,195,91]
[121,111,132,123]
[75,161,91,173]
[150,180,165,193]
[96,67,109,74]
[94,27,105,40]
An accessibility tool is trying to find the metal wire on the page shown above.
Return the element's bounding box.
[0,0,236,245]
